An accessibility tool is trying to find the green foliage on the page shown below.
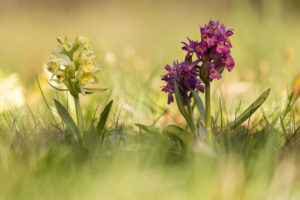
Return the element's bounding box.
[226,88,271,130]
[97,100,113,138]
[191,90,206,123]
[54,99,79,141]
[135,123,161,136]
[0,91,299,200]
[173,80,196,135]
[84,88,108,94]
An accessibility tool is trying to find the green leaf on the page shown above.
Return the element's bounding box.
[191,90,206,123]
[135,123,170,144]
[163,124,185,132]
[163,124,190,143]
[96,100,113,138]
[135,123,183,152]
[48,82,69,91]
[198,122,206,140]
[84,88,108,95]
[54,99,79,141]
[226,88,271,130]
[163,124,190,153]
[85,88,108,92]
[135,123,161,135]
[174,80,196,133]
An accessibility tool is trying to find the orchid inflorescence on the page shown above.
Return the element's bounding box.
[162,20,234,105]
[161,20,235,144]
[46,36,100,96]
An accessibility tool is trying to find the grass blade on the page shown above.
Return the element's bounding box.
[26,104,37,127]
[226,88,271,130]
[280,116,288,140]
[36,75,59,127]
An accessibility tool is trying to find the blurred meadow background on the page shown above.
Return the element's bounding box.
[0,0,300,199]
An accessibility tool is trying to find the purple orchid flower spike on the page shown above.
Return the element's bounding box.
[161,20,235,145]
[162,20,235,104]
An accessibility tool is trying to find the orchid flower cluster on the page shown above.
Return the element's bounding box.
[46,36,100,96]
[162,20,234,105]
[161,20,234,144]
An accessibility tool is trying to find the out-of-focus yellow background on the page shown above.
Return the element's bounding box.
[0,0,299,123]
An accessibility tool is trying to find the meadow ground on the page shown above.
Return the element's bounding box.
[0,0,300,199]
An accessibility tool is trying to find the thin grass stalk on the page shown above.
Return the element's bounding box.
[35,75,59,127]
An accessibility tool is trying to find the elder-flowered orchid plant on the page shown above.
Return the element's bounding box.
[162,20,270,145]
[45,36,112,143]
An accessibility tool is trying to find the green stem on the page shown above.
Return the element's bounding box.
[74,95,84,141]
[186,99,196,138]
[205,83,212,145]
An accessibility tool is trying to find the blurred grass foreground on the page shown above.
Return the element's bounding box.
[0,0,300,199]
